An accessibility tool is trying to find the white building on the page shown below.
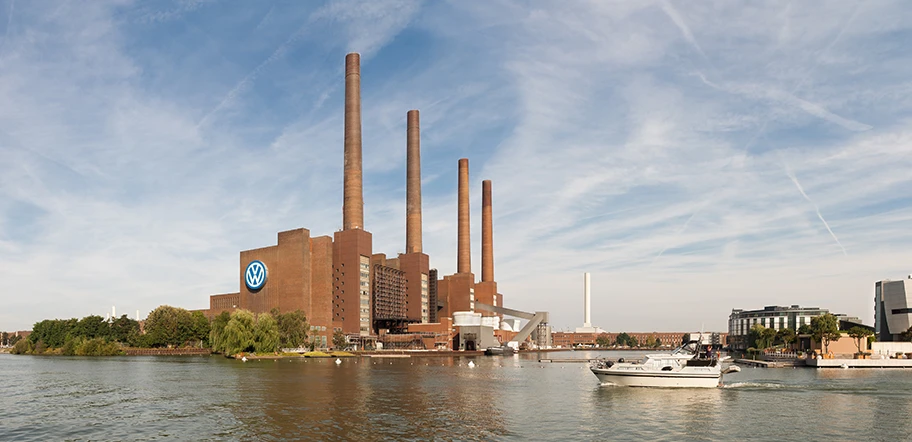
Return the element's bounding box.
[875,278,912,341]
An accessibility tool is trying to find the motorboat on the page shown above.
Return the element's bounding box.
[589,340,741,388]
[484,346,515,356]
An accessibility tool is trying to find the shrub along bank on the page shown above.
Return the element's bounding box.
[209,308,312,357]
[11,305,210,356]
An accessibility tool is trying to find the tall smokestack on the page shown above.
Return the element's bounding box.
[343,53,364,230]
[457,158,471,273]
[406,110,422,253]
[584,273,591,327]
[481,180,493,282]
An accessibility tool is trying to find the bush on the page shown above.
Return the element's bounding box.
[11,339,33,354]
[76,338,122,356]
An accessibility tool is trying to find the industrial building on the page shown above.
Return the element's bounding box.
[198,53,519,349]
[874,277,912,342]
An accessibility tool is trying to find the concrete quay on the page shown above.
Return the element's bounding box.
[807,358,912,368]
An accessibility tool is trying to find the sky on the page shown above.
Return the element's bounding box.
[1,0,911,333]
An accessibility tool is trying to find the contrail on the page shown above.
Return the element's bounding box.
[785,169,847,256]
[660,0,708,60]
[196,25,307,129]
[651,209,700,265]
[0,0,14,53]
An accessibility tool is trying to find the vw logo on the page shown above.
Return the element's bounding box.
[245,260,268,291]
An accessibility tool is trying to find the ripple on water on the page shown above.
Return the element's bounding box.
[4,353,912,441]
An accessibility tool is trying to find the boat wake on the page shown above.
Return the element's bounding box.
[722,381,788,389]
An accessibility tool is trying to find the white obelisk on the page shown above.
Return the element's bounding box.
[584,273,591,328]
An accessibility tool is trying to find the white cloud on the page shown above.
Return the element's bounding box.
[1,1,911,334]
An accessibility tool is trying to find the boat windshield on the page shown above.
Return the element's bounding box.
[670,341,701,357]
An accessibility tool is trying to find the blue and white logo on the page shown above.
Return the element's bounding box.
[245,260,268,291]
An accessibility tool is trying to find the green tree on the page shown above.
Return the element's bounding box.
[655,338,662,347]
[595,334,611,347]
[759,327,777,349]
[11,339,33,354]
[31,319,76,348]
[628,336,639,347]
[190,311,211,346]
[1,331,8,346]
[110,315,140,344]
[798,324,812,335]
[847,326,874,354]
[333,330,347,350]
[810,313,841,354]
[8,334,22,346]
[615,332,632,347]
[209,311,232,354]
[681,333,691,344]
[75,315,110,340]
[645,335,657,348]
[776,328,797,349]
[747,324,765,349]
[221,310,256,356]
[273,309,309,349]
[899,326,912,342]
[144,305,196,347]
[253,313,280,353]
[61,336,83,356]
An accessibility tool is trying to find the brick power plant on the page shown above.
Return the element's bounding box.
[199,53,516,349]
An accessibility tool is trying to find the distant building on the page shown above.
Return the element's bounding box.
[550,331,725,349]
[727,305,863,350]
[874,278,912,342]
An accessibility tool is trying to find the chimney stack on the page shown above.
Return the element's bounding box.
[343,53,364,230]
[584,273,591,328]
[406,110,422,253]
[481,180,494,282]
[457,158,471,274]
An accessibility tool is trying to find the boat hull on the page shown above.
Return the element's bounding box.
[591,368,721,388]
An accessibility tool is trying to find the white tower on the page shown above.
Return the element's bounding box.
[575,272,605,334]
[583,272,591,328]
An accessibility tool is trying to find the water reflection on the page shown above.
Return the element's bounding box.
[5,353,912,441]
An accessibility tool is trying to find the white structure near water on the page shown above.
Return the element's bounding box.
[874,277,912,341]
[575,273,606,334]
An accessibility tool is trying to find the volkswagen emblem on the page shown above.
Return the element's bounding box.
[245,260,268,291]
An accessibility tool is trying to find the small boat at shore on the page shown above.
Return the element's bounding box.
[484,346,515,356]
[589,340,740,388]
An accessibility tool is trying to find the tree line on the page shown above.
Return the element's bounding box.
[11,305,210,356]
[747,313,873,354]
[593,332,662,348]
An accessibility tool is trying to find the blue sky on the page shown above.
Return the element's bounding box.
[1,0,911,332]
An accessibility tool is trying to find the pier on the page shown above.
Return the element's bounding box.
[807,358,912,368]
[734,358,806,368]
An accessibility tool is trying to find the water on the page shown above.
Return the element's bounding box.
[3,351,912,441]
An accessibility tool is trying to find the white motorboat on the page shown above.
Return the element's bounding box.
[589,340,741,388]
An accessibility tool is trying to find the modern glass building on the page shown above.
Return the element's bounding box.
[728,305,849,350]
[874,278,912,342]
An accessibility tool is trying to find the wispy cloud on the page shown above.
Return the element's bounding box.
[1,1,911,333]
[784,166,847,256]
[0,0,13,53]
[660,0,707,60]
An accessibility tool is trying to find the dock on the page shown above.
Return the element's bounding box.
[807,358,912,368]
[734,358,806,368]
[539,358,596,363]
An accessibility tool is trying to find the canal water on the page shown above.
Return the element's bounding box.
[3,351,911,441]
